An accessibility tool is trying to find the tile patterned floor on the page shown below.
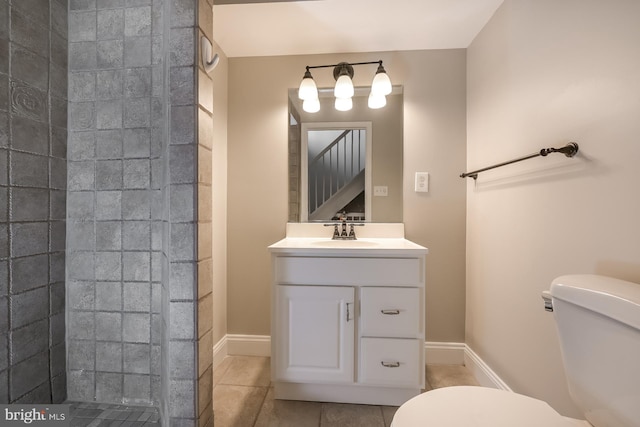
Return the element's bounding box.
[66,401,161,427]
[66,356,479,426]
[213,356,480,427]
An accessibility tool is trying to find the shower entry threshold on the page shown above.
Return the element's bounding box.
[66,401,160,426]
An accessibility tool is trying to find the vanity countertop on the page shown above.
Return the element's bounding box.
[268,237,428,256]
[269,223,428,256]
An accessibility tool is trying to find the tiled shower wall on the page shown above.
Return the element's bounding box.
[66,0,165,405]
[0,0,68,403]
[66,0,212,425]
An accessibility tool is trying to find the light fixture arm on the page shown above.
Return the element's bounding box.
[305,60,383,71]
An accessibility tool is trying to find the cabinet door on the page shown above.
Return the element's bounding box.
[275,285,355,383]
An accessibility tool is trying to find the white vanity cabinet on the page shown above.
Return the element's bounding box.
[269,233,428,406]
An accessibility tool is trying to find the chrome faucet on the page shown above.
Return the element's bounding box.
[324,212,365,240]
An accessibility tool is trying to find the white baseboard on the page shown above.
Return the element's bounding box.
[463,345,512,391]
[212,335,511,392]
[424,342,466,365]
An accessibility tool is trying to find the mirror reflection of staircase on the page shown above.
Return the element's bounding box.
[308,129,366,221]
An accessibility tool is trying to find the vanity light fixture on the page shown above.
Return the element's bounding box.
[298,60,392,113]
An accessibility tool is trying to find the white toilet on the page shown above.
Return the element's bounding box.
[392,274,640,427]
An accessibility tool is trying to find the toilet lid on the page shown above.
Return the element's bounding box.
[392,386,579,427]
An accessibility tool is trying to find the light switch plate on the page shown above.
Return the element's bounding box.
[373,186,388,196]
[415,172,429,192]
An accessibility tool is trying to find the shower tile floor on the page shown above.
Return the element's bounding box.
[213,356,480,427]
[66,401,160,427]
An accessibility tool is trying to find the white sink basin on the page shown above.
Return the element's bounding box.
[310,239,380,248]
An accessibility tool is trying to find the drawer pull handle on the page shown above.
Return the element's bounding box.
[381,361,401,368]
[381,309,400,315]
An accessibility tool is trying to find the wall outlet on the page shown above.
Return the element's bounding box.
[415,172,429,192]
[373,186,388,196]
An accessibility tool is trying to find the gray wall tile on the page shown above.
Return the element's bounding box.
[96,222,121,251]
[95,191,121,220]
[10,319,48,365]
[96,130,123,159]
[67,370,95,401]
[95,251,122,281]
[125,7,152,37]
[96,70,123,100]
[69,11,97,42]
[169,341,194,379]
[95,282,122,311]
[122,190,150,219]
[124,128,151,158]
[68,221,96,251]
[96,99,123,129]
[123,252,150,281]
[95,312,121,341]
[122,222,150,250]
[68,311,95,340]
[11,152,49,187]
[123,343,150,373]
[68,281,95,311]
[123,282,150,312]
[11,254,49,293]
[10,116,48,155]
[10,287,49,329]
[96,342,122,372]
[69,41,97,70]
[11,9,50,58]
[97,40,124,68]
[11,223,49,258]
[169,379,195,418]
[68,161,95,191]
[123,159,150,189]
[68,339,95,370]
[69,72,97,102]
[96,372,123,402]
[169,302,193,339]
[11,45,50,91]
[124,36,151,67]
[10,352,50,400]
[124,373,150,401]
[124,98,151,128]
[97,9,124,40]
[96,160,123,190]
[123,313,150,343]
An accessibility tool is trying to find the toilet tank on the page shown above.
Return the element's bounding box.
[550,274,640,427]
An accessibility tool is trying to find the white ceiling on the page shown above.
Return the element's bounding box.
[212,0,504,58]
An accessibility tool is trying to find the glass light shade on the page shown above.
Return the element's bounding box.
[368,92,386,109]
[298,73,318,100]
[371,71,392,95]
[302,98,320,113]
[334,75,354,98]
[334,96,352,111]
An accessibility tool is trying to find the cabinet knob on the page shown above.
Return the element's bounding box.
[380,361,401,368]
[381,309,400,315]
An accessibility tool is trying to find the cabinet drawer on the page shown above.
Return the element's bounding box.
[274,257,423,286]
[359,338,421,387]
[360,287,421,338]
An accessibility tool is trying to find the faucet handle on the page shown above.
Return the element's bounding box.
[323,223,341,239]
[347,222,364,239]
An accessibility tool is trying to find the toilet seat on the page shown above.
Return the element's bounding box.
[391,386,590,427]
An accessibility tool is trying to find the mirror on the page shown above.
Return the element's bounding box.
[288,87,403,222]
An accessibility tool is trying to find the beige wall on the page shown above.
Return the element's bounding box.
[466,0,640,417]
[211,40,229,347]
[226,50,467,340]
